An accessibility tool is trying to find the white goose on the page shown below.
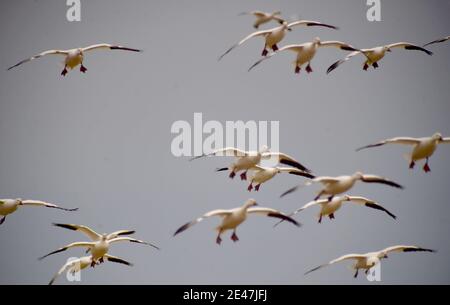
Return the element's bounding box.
[277,195,396,225]
[39,223,159,266]
[49,254,132,285]
[248,38,359,74]
[247,166,315,192]
[423,36,449,47]
[281,172,403,201]
[0,199,77,225]
[305,245,435,278]
[7,44,141,76]
[174,199,300,245]
[239,11,285,29]
[327,42,432,73]
[357,132,450,173]
[219,20,338,60]
[191,146,311,180]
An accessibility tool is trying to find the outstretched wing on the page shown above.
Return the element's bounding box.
[104,254,134,267]
[380,245,436,255]
[190,147,248,161]
[319,41,360,52]
[423,36,450,47]
[262,152,311,172]
[106,230,136,240]
[247,207,301,227]
[248,44,304,71]
[53,223,101,241]
[346,196,396,219]
[39,242,95,260]
[108,237,160,250]
[305,254,365,275]
[218,29,273,61]
[386,42,433,55]
[48,257,88,285]
[278,168,315,179]
[82,44,141,53]
[326,51,362,74]
[21,200,78,212]
[8,50,69,70]
[287,20,338,30]
[174,209,233,236]
[360,175,404,189]
[356,137,421,152]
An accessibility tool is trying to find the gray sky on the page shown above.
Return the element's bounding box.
[0,0,449,285]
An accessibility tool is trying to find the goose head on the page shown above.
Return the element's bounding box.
[244,199,258,209]
[353,172,364,180]
[432,132,444,142]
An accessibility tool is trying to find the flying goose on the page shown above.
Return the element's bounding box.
[219,20,338,60]
[0,199,77,226]
[281,172,403,201]
[327,42,432,73]
[276,195,396,225]
[246,166,315,192]
[423,36,449,47]
[305,245,435,278]
[357,132,450,172]
[173,199,300,245]
[7,44,141,76]
[249,38,359,74]
[191,146,311,180]
[39,224,159,266]
[49,254,132,285]
[239,11,285,29]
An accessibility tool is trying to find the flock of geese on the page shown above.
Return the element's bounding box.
[2,9,449,284]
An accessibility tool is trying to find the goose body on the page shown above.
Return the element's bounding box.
[249,38,358,74]
[192,146,310,180]
[219,20,338,60]
[49,254,132,285]
[357,132,450,172]
[8,44,141,76]
[281,172,403,201]
[305,245,435,278]
[327,42,432,73]
[39,223,159,265]
[0,199,77,225]
[174,199,300,245]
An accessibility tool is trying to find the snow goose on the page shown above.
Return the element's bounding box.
[0,199,77,226]
[327,42,432,73]
[239,11,285,29]
[248,38,359,74]
[218,20,338,60]
[281,172,403,201]
[173,199,300,245]
[305,245,435,278]
[49,254,132,285]
[423,36,449,47]
[7,44,141,76]
[357,132,450,172]
[39,223,159,266]
[277,195,396,225]
[246,166,315,192]
[191,146,311,180]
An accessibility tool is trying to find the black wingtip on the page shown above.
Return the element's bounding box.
[53,223,77,231]
[174,222,191,237]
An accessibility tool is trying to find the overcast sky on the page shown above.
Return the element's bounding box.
[0,0,449,285]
